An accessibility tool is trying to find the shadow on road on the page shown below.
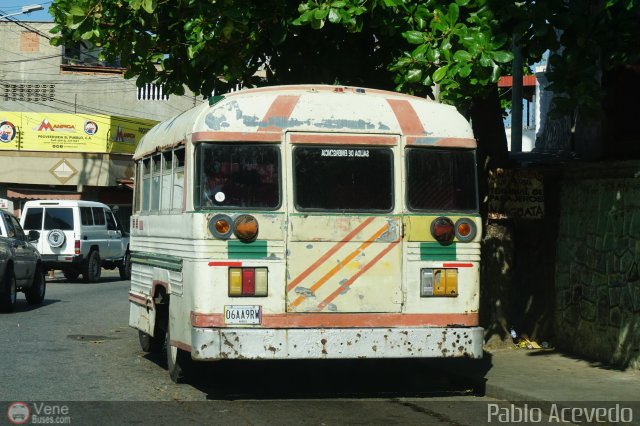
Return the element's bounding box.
[159,356,492,400]
[6,298,61,313]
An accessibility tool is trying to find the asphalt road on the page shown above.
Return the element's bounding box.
[1,270,509,425]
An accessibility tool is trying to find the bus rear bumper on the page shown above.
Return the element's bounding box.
[191,326,484,360]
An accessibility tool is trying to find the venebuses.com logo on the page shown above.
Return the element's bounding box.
[7,402,30,425]
[6,402,71,424]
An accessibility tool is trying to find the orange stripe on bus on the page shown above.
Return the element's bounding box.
[258,95,300,132]
[386,99,425,135]
[286,217,375,292]
[317,241,399,311]
[192,131,281,142]
[290,223,390,308]
[191,311,479,328]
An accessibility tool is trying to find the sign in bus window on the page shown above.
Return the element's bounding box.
[406,148,478,212]
[293,146,393,212]
[196,144,280,210]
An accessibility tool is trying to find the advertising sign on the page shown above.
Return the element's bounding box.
[0,112,156,154]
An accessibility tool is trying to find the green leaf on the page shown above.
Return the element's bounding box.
[455,0,470,5]
[81,30,94,40]
[403,30,425,44]
[314,8,329,20]
[453,50,472,62]
[331,1,346,7]
[447,3,459,25]
[433,65,449,83]
[328,8,341,23]
[406,68,422,83]
[459,64,472,77]
[489,50,514,63]
[142,0,157,14]
[69,6,86,16]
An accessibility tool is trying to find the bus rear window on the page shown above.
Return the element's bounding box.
[293,146,393,212]
[196,144,280,209]
[406,148,478,212]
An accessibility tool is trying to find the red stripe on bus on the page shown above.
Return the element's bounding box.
[128,292,147,306]
[192,132,281,142]
[209,261,243,267]
[443,262,474,268]
[386,99,425,135]
[191,312,479,328]
[317,241,399,311]
[286,217,376,292]
[290,133,397,146]
[258,95,300,132]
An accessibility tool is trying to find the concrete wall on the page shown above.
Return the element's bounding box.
[555,162,640,369]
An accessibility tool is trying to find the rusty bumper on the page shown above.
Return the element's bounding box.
[191,326,483,360]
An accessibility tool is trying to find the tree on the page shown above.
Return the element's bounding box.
[49,0,640,160]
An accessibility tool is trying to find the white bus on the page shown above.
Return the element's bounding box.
[128,85,483,382]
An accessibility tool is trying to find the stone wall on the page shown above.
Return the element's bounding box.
[555,162,640,369]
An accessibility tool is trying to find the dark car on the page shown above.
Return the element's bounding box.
[0,209,46,312]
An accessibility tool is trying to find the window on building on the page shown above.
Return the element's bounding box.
[137,84,170,101]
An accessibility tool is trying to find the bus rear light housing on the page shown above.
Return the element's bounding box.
[209,214,233,239]
[229,267,268,297]
[234,214,259,242]
[430,217,455,245]
[421,268,458,297]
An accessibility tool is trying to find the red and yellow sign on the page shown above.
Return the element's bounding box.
[0,112,157,154]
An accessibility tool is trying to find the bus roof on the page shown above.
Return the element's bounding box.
[134,85,475,159]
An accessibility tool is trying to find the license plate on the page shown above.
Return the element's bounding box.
[224,305,262,325]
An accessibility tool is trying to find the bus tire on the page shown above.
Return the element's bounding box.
[82,250,101,283]
[139,329,165,353]
[166,326,193,384]
[0,268,17,313]
[25,264,46,305]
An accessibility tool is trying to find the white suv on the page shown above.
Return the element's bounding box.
[20,200,131,282]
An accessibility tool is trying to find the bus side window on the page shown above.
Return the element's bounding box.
[172,148,185,210]
[141,158,151,212]
[161,151,172,211]
[151,154,161,211]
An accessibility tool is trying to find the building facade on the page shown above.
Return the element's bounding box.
[0,21,202,225]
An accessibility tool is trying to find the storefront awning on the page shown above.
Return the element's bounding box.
[7,189,81,200]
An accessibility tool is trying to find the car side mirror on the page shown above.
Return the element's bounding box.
[28,230,40,242]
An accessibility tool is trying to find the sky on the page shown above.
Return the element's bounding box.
[1,1,53,21]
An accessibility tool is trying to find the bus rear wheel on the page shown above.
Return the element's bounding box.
[166,326,194,383]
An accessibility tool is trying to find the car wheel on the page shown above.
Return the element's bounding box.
[63,269,80,281]
[166,325,193,383]
[0,268,17,313]
[119,252,131,280]
[25,264,46,305]
[82,251,101,283]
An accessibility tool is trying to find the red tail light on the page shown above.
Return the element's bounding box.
[75,240,80,255]
[431,217,455,245]
[242,268,255,295]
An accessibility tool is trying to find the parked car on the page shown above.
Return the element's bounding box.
[0,209,46,312]
[20,200,131,283]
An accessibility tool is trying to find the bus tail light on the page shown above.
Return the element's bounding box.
[430,217,455,245]
[421,268,458,297]
[209,214,233,239]
[234,214,259,242]
[75,240,80,255]
[454,218,477,242]
[229,267,268,297]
